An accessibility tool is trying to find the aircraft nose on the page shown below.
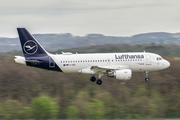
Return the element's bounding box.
[165,60,170,68]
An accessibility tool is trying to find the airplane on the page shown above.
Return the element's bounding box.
[14,28,170,85]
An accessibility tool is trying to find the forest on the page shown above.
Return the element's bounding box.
[0,44,179,119]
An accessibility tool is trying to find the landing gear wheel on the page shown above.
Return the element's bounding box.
[96,79,102,85]
[144,71,149,82]
[145,78,149,82]
[90,76,96,82]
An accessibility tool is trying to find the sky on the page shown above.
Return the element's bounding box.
[1,0,180,37]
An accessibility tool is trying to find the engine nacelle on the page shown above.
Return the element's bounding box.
[14,56,26,65]
[107,69,132,80]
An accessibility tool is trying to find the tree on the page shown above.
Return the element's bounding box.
[149,91,165,118]
[67,106,79,119]
[87,99,105,119]
[2,99,23,119]
[22,106,31,119]
[30,96,59,119]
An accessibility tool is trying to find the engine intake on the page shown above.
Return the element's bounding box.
[107,69,132,80]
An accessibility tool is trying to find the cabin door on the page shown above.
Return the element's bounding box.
[146,54,151,65]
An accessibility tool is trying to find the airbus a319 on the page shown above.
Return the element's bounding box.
[14,28,170,85]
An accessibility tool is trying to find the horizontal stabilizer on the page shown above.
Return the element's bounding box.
[14,56,26,65]
[25,60,40,63]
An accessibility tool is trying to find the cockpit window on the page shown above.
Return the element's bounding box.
[157,57,162,60]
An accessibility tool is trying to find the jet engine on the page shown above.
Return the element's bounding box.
[107,69,132,80]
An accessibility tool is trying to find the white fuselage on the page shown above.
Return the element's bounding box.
[50,52,170,74]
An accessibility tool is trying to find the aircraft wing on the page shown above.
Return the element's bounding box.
[91,65,129,70]
[80,65,129,74]
[79,65,129,74]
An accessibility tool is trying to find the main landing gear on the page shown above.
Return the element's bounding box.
[96,79,102,85]
[144,71,150,82]
[90,76,96,82]
[90,73,104,85]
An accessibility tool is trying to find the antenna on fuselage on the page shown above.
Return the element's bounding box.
[143,50,146,53]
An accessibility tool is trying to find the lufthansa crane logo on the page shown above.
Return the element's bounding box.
[23,40,38,55]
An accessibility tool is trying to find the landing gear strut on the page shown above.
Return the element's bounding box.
[144,71,149,82]
[96,73,104,85]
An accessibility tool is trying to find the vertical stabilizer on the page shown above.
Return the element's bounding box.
[17,28,48,57]
[16,28,63,72]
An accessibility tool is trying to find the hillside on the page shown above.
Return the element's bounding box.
[0,32,180,52]
[5,44,180,58]
[56,44,180,58]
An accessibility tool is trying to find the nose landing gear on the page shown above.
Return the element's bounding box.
[145,78,149,82]
[144,71,150,82]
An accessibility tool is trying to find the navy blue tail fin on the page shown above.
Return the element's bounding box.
[17,28,48,57]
